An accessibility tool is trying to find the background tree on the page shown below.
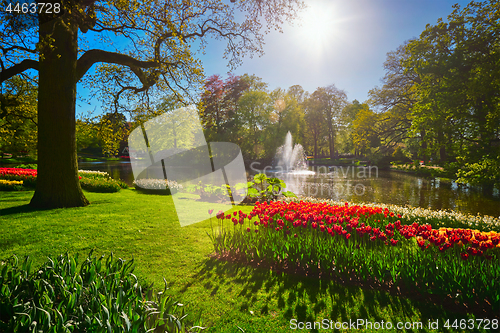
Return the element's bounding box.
[339,100,366,156]
[351,105,380,156]
[0,0,305,208]
[304,85,347,159]
[368,43,416,157]
[200,74,249,143]
[303,93,326,159]
[238,89,271,159]
[402,0,500,183]
[0,76,37,158]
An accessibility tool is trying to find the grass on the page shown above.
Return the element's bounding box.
[1,189,498,332]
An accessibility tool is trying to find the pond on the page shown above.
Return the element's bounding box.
[78,161,500,218]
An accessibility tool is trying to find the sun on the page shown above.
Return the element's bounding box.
[295,1,346,55]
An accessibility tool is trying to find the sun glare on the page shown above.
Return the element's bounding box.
[295,2,346,55]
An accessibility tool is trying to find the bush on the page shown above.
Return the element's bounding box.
[0,252,204,332]
[116,179,129,189]
[13,163,37,170]
[80,177,122,193]
[244,173,296,202]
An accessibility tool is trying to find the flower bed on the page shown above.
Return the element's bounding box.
[133,178,182,195]
[0,168,37,187]
[0,168,126,192]
[78,169,110,179]
[290,197,500,232]
[0,179,24,191]
[210,200,500,310]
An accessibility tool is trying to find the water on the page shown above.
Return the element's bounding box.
[79,161,135,185]
[276,167,500,218]
[79,161,500,218]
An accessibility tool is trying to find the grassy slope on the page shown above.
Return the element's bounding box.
[0,189,494,332]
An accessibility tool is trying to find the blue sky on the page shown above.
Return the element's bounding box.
[201,0,470,102]
[77,0,471,116]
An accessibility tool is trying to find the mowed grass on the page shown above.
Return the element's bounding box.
[0,189,496,332]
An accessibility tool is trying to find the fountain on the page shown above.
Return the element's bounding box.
[275,131,314,175]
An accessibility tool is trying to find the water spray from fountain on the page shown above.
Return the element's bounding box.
[275,131,314,175]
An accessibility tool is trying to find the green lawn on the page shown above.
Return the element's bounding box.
[0,189,496,332]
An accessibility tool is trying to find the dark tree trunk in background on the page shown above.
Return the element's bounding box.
[420,129,427,162]
[438,130,447,163]
[30,14,89,208]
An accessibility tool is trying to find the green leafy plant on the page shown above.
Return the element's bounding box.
[245,173,296,202]
[0,252,204,332]
[183,182,229,202]
[12,164,38,170]
[456,158,500,188]
[115,179,129,189]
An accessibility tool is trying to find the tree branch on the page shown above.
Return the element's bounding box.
[0,60,39,83]
[76,49,169,82]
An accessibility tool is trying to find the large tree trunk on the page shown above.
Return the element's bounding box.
[30,13,89,208]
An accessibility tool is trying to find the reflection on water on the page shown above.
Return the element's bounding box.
[268,168,500,218]
[79,161,500,217]
[79,161,135,186]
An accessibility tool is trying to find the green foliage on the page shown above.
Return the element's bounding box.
[115,180,129,189]
[246,173,296,201]
[12,163,37,169]
[401,1,500,174]
[392,146,410,162]
[79,177,122,193]
[0,252,204,332]
[76,113,129,157]
[456,158,500,188]
[351,106,381,155]
[0,76,38,157]
[184,182,240,202]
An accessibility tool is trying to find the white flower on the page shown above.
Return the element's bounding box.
[133,178,183,190]
[78,170,110,177]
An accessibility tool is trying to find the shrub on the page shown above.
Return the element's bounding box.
[0,179,24,191]
[80,177,121,193]
[115,179,129,189]
[13,164,37,170]
[0,252,204,332]
[244,173,296,202]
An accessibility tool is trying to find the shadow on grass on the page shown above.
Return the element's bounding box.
[0,203,54,217]
[183,257,497,333]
